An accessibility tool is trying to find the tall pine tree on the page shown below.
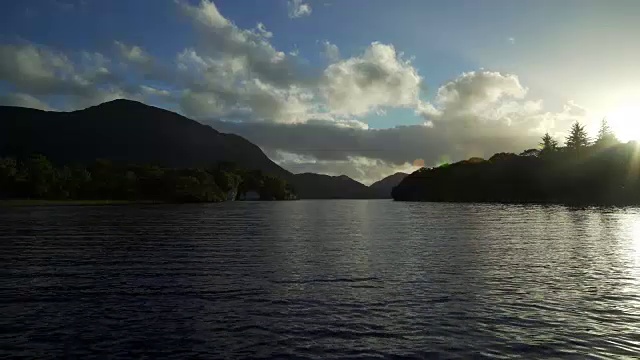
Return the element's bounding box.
[565,122,590,150]
[595,118,618,147]
[540,132,558,153]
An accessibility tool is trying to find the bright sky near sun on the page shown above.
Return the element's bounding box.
[1,0,640,183]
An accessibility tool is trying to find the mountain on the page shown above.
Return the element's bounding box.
[293,173,374,199]
[369,172,408,198]
[0,99,376,199]
[0,99,288,176]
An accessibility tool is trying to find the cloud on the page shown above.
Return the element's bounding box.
[321,40,340,62]
[114,41,153,66]
[178,0,300,88]
[433,70,526,115]
[256,23,273,38]
[0,1,593,183]
[206,70,586,182]
[0,43,83,95]
[288,0,312,18]
[321,42,423,116]
[140,85,172,98]
[207,119,499,167]
[174,3,430,122]
[174,3,428,122]
[171,0,320,121]
[179,90,229,119]
[208,102,582,182]
[0,93,55,111]
[563,100,587,117]
[268,150,415,185]
[113,41,175,83]
[174,48,315,122]
[0,42,165,110]
[69,87,143,110]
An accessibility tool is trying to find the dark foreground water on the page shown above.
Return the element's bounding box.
[2,201,640,359]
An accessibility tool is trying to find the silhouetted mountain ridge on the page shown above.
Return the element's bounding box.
[0,99,380,199]
[294,172,374,199]
[369,172,408,198]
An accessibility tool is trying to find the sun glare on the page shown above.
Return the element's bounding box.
[607,105,640,142]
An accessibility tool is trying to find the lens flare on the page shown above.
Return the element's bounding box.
[607,104,640,142]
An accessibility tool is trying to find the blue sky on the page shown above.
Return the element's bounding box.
[1,0,640,182]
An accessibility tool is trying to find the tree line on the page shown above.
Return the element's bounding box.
[0,155,296,202]
[534,118,618,156]
[393,119,640,204]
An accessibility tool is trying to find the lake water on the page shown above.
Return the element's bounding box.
[2,200,640,359]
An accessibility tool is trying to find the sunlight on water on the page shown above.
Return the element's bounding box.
[2,202,640,358]
[626,215,640,269]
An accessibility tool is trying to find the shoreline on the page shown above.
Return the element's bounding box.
[0,199,163,207]
[0,199,302,207]
[392,199,640,207]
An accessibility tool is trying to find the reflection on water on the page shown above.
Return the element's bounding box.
[2,201,640,358]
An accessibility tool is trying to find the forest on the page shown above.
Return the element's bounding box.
[392,119,640,205]
[0,156,296,203]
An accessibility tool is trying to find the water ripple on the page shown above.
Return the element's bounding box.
[1,201,640,359]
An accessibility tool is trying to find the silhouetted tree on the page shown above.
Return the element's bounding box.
[88,159,117,198]
[62,165,92,199]
[520,149,540,157]
[489,153,518,162]
[214,170,242,192]
[135,165,166,200]
[466,157,485,163]
[216,161,238,172]
[237,169,264,198]
[51,166,72,199]
[595,118,618,148]
[0,154,295,202]
[540,133,558,153]
[260,175,287,200]
[21,154,57,198]
[565,122,590,150]
[392,140,640,205]
[0,157,17,197]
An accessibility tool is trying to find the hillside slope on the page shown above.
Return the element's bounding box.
[294,173,375,199]
[369,172,408,198]
[0,99,376,199]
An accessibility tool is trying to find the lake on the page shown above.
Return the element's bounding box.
[2,200,640,359]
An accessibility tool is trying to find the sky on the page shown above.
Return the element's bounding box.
[1,0,640,184]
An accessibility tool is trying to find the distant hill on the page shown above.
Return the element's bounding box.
[369,172,408,198]
[294,173,375,199]
[392,146,640,205]
[0,99,378,199]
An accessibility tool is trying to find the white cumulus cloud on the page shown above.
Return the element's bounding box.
[288,0,312,18]
[321,42,423,116]
[114,41,152,66]
[0,93,55,111]
[434,71,527,114]
[321,40,340,62]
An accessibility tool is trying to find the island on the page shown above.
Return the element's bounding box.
[392,120,640,205]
